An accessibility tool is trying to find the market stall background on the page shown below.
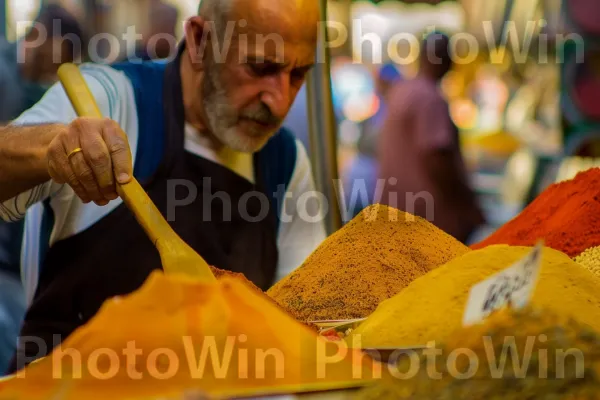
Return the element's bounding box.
[1,0,586,240]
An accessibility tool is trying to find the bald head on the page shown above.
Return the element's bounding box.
[198,0,319,45]
[183,0,319,153]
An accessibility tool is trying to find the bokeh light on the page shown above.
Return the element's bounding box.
[331,61,379,122]
[6,0,41,41]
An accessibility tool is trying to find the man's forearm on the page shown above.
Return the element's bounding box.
[0,124,62,203]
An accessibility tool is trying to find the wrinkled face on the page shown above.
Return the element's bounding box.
[190,0,318,152]
[201,54,289,153]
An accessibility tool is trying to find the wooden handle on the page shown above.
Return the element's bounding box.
[57,63,174,245]
[57,64,104,118]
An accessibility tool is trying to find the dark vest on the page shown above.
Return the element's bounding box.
[9,53,298,372]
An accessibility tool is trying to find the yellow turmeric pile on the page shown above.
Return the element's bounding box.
[349,245,600,349]
[267,204,470,321]
[356,306,600,400]
[574,246,600,277]
[0,272,376,400]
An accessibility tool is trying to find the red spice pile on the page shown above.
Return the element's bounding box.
[472,168,600,257]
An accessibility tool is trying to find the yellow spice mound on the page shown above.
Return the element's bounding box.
[356,306,600,399]
[267,204,469,321]
[0,272,376,400]
[349,245,600,348]
[574,246,600,277]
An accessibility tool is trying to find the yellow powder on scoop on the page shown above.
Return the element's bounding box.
[267,204,470,321]
[349,245,600,349]
[574,246,600,277]
[0,272,376,400]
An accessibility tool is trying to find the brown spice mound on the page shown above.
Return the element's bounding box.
[209,266,280,308]
[210,266,318,331]
[209,266,259,288]
[266,204,470,322]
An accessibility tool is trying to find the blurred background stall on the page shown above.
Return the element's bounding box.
[0,0,597,239]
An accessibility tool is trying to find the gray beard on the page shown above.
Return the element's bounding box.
[201,65,278,153]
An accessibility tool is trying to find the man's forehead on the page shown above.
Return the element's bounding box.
[220,1,316,66]
[230,0,318,43]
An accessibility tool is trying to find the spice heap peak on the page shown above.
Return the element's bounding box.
[472,167,600,257]
[0,271,375,399]
[267,204,470,322]
[349,245,600,349]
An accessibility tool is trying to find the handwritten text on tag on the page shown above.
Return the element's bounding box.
[463,242,543,326]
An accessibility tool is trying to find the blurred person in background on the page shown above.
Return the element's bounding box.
[342,63,402,218]
[0,4,83,123]
[136,0,179,60]
[0,0,324,372]
[378,32,485,243]
[0,4,83,374]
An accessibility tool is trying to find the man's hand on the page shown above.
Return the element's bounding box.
[46,117,132,206]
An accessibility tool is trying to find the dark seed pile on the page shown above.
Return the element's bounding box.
[356,306,600,400]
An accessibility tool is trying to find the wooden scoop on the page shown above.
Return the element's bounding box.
[57,63,215,281]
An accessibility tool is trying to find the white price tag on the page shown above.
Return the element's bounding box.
[463,242,543,326]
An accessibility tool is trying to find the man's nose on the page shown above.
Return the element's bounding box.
[260,73,291,120]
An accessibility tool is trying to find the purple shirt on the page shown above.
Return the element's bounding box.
[377,78,484,242]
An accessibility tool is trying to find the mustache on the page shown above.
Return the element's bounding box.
[239,103,281,126]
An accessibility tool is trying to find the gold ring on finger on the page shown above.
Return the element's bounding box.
[67,147,83,160]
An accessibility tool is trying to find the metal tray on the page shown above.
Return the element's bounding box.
[310,319,428,364]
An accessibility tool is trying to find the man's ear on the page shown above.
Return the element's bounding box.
[184,16,208,71]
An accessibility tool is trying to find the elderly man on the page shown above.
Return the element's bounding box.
[0,0,324,371]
